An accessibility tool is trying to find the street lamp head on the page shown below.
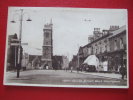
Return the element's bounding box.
[11,20,16,23]
[26,18,32,21]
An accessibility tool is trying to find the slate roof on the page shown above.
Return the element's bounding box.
[109,25,126,39]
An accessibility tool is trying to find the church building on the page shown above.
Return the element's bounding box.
[42,21,53,69]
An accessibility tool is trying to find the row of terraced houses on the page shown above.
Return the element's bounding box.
[70,25,127,73]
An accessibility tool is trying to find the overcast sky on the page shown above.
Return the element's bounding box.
[7,7,127,60]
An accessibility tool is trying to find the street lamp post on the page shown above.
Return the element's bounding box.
[77,44,80,73]
[11,9,32,78]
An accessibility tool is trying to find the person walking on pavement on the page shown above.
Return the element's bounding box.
[77,67,79,73]
[71,66,73,73]
[119,65,126,80]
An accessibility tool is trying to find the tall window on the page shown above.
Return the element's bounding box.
[45,32,49,38]
[96,49,97,54]
[114,40,117,50]
[44,47,48,54]
[120,38,124,49]
[83,47,88,57]
[88,47,91,55]
[91,46,93,54]
[105,45,107,52]
[46,42,48,45]
[95,44,97,54]
[99,42,102,53]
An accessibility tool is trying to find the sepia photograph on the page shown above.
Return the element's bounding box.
[4,7,128,88]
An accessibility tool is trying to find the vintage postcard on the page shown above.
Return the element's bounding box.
[4,7,128,88]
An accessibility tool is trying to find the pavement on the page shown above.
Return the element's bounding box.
[6,69,125,80]
[72,70,125,80]
[4,69,127,86]
[79,72,127,79]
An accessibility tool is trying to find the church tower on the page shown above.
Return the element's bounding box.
[42,20,53,69]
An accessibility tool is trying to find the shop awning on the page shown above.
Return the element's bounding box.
[83,55,99,67]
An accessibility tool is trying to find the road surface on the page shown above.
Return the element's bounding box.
[5,70,127,86]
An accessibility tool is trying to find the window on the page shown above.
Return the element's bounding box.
[95,44,97,54]
[46,42,48,45]
[97,45,99,54]
[91,46,93,54]
[104,39,107,43]
[44,47,49,54]
[105,45,107,52]
[45,32,49,38]
[114,40,117,50]
[120,38,124,49]
[88,47,91,55]
[96,49,97,54]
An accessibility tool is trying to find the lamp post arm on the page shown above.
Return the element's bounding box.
[19,9,23,42]
[11,9,32,78]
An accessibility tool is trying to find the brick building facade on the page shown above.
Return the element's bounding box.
[72,25,127,72]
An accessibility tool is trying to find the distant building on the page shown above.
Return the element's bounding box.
[28,55,42,69]
[7,33,22,71]
[78,46,88,67]
[52,55,63,70]
[52,55,69,70]
[70,55,78,70]
[108,25,127,72]
[42,21,53,69]
[62,56,69,70]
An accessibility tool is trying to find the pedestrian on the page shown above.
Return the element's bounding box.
[71,66,73,72]
[119,65,126,80]
[66,68,68,72]
[77,67,79,73]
